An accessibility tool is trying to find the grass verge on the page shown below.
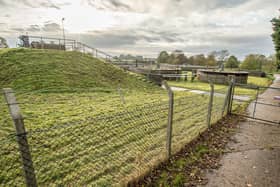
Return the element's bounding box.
[138,115,242,186]
[168,76,273,97]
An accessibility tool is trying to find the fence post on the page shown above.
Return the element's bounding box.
[222,80,233,116]
[227,79,236,114]
[40,37,43,49]
[3,88,37,187]
[207,82,214,128]
[117,81,126,105]
[252,86,260,118]
[58,39,61,50]
[162,81,174,159]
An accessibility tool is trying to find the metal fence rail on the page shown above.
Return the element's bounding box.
[18,35,117,63]
[0,82,231,186]
[230,83,280,124]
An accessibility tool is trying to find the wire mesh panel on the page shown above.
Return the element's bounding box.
[0,90,168,186]
[0,135,26,186]
[229,84,256,115]
[0,94,26,186]
[0,83,234,186]
[211,86,229,125]
[172,93,209,154]
[28,102,168,185]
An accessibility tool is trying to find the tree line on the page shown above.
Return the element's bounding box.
[271,11,280,70]
[157,50,277,72]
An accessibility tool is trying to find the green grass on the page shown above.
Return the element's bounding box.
[168,75,272,97]
[247,76,273,87]
[1,90,217,186]
[155,144,210,186]
[0,49,245,186]
[0,49,219,186]
[0,48,156,91]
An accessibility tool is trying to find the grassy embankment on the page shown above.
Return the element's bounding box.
[0,49,224,186]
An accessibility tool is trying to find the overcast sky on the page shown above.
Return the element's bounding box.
[0,0,279,58]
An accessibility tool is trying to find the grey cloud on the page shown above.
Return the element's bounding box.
[109,0,131,10]
[142,30,185,43]
[38,1,60,9]
[8,23,61,34]
[1,0,276,59]
[10,27,25,32]
[85,0,249,14]
[0,0,6,5]
[212,34,272,47]
[69,28,182,49]
[86,0,132,12]
[177,33,273,58]
[81,27,273,59]
[26,25,41,32]
[172,0,249,13]
[77,31,138,48]
[42,23,61,32]
[214,0,248,8]
[0,0,66,9]
[192,0,248,10]
[24,0,61,9]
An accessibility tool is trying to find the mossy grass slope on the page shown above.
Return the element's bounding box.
[0,48,156,92]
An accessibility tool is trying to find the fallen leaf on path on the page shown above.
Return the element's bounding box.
[264,169,269,174]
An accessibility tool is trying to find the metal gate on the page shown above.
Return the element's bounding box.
[229,83,280,125]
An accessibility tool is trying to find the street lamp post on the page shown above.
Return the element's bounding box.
[62,18,65,50]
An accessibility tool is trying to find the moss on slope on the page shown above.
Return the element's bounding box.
[0,48,155,91]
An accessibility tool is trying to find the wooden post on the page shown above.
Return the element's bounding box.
[207,82,214,127]
[3,88,37,187]
[162,81,174,159]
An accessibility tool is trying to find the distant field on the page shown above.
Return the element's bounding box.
[168,76,272,97]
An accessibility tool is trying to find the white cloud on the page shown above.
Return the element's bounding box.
[0,0,279,58]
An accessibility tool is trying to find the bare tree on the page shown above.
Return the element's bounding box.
[210,50,229,61]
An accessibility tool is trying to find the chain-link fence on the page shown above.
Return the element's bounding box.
[0,82,232,186]
[211,85,231,124]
